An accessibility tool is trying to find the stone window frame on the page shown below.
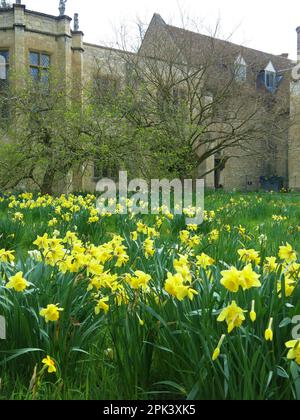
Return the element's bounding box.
[29,50,51,83]
[0,49,10,121]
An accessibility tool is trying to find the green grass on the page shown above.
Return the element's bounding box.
[1,191,300,400]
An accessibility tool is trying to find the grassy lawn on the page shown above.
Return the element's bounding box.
[1,191,300,400]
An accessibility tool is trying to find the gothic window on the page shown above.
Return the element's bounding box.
[29,51,50,83]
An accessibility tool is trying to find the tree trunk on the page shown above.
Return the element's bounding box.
[41,167,56,195]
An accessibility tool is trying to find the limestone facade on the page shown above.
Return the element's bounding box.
[0,3,298,191]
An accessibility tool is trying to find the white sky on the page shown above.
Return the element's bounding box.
[22,0,300,60]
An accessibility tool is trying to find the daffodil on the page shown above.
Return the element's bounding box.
[164,272,198,301]
[264,257,278,273]
[196,253,215,269]
[179,230,190,244]
[137,222,148,235]
[208,229,219,243]
[279,243,297,263]
[173,256,192,283]
[239,264,261,291]
[114,246,129,267]
[127,271,152,291]
[220,267,241,293]
[0,249,15,264]
[86,260,104,277]
[277,276,295,298]
[130,231,138,241]
[187,224,198,232]
[217,301,246,333]
[42,356,57,374]
[238,225,246,236]
[33,233,49,251]
[223,224,231,233]
[144,238,155,259]
[285,339,300,365]
[13,212,24,222]
[285,262,300,279]
[63,231,78,245]
[188,235,201,248]
[48,218,58,227]
[6,272,28,292]
[40,304,64,323]
[95,297,110,315]
[238,249,261,266]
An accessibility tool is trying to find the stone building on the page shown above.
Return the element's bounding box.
[0,2,298,191]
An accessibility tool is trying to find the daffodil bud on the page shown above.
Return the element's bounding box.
[136,313,145,327]
[212,335,226,362]
[212,348,220,361]
[250,300,256,323]
[265,318,273,342]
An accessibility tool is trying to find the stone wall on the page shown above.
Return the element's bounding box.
[0,4,293,193]
[289,81,300,190]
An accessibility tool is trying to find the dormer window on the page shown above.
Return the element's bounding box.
[234,55,247,82]
[264,61,276,91]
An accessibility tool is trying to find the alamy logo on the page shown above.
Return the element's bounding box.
[96,172,204,225]
[292,316,300,340]
[0,316,6,340]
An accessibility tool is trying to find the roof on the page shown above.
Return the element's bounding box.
[144,14,294,75]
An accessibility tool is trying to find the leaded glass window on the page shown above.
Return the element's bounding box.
[29,51,50,83]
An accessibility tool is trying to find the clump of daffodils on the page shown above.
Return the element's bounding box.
[220,264,261,293]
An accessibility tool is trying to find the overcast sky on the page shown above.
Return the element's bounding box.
[22,0,300,60]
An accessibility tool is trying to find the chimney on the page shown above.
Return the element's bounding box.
[297,27,300,62]
[280,53,289,58]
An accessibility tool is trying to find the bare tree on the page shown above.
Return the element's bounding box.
[104,14,293,183]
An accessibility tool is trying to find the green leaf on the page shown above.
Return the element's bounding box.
[279,318,292,328]
[154,381,186,396]
[143,342,174,354]
[276,366,289,379]
[0,348,43,365]
[187,381,200,400]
